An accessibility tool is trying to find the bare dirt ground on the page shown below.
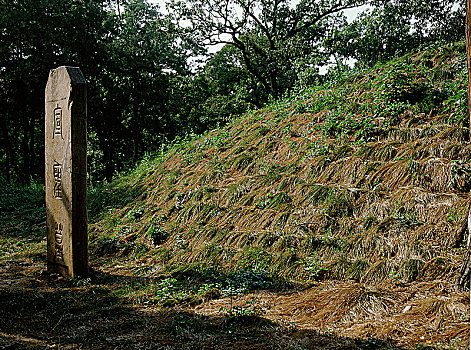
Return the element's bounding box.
[0,257,468,350]
[0,209,469,349]
[0,261,383,350]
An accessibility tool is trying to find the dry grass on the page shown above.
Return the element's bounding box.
[193,280,468,349]
[85,42,471,348]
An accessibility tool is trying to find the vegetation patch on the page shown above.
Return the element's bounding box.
[2,43,470,349]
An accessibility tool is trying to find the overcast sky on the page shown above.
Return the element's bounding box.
[149,1,461,21]
[149,0,370,23]
[147,0,370,67]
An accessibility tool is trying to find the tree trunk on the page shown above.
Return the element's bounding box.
[19,85,31,185]
[0,111,13,183]
[269,70,279,100]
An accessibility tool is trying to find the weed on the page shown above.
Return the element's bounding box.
[234,153,254,170]
[414,343,435,350]
[303,185,353,217]
[117,277,191,306]
[260,164,288,185]
[221,282,249,297]
[126,207,144,221]
[442,78,468,126]
[308,140,332,157]
[197,282,222,301]
[446,204,463,225]
[255,192,282,209]
[267,192,293,209]
[363,216,379,231]
[303,254,329,280]
[258,125,271,136]
[346,260,370,281]
[93,234,123,256]
[238,245,273,270]
[0,182,44,212]
[224,269,273,291]
[393,210,422,230]
[147,219,168,246]
[398,259,425,283]
[450,160,471,192]
[204,185,218,193]
[219,297,265,322]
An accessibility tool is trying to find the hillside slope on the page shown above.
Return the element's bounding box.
[91,42,470,348]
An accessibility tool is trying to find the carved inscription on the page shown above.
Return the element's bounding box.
[46,66,88,277]
[53,161,63,199]
[53,105,63,139]
[55,223,64,263]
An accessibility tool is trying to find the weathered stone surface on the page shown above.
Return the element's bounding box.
[45,66,88,277]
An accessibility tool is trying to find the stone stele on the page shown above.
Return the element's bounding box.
[45,66,88,277]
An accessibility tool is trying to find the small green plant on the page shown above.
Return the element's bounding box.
[446,204,462,225]
[153,278,183,303]
[450,160,471,192]
[147,217,168,245]
[94,233,123,256]
[119,277,190,306]
[224,269,273,291]
[219,297,264,320]
[258,125,270,136]
[127,208,144,221]
[308,140,331,157]
[394,210,422,230]
[303,254,328,280]
[260,164,287,185]
[197,282,222,301]
[0,182,45,217]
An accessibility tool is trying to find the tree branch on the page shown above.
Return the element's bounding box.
[231,34,271,92]
[287,1,366,38]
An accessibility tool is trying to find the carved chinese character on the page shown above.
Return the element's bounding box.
[53,105,63,139]
[55,223,64,263]
[55,223,63,243]
[46,66,88,277]
[53,161,62,199]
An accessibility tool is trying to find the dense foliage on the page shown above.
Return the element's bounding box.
[330,0,464,67]
[0,0,465,184]
[0,0,195,183]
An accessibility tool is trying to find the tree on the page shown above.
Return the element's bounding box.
[329,0,464,68]
[168,0,368,100]
[167,44,266,135]
[0,0,112,184]
[87,0,193,180]
[0,0,194,183]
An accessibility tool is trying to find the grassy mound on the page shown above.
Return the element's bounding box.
[91,42,470,290]
[1,42,469,350]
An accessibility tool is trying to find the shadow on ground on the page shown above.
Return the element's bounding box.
[0,263,407,350]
